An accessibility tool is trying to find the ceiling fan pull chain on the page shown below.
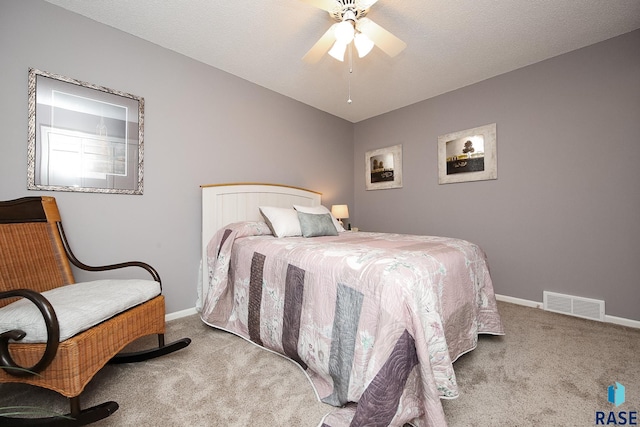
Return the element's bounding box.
[347,43,353,104]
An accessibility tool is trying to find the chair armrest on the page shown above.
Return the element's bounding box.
[57,222,162,287]
[0,289,60,376]
[68,257,161,284]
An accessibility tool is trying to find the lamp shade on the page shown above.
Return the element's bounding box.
[328,41,348,61]
[354,32,374,58]
[334,20,355,45]
[331,204,349,219]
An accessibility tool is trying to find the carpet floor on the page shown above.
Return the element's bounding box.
[1,301,638,426]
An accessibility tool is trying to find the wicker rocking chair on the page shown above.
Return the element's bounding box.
[0,196,191,426]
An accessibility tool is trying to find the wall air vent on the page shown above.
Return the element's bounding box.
[543,291,605,321]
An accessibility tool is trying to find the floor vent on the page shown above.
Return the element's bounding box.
[543,291,605,321]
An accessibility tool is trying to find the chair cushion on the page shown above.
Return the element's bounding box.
[0,279,161,343]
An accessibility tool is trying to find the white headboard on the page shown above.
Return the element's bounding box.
[200,182,322,267]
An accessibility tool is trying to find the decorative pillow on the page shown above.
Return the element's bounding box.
[293,204,345,232]
[297,212,339,237]
[259,206,301,238]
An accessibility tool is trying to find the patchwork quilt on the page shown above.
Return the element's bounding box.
[200,222,504,427]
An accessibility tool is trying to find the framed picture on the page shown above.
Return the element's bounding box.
[27,68,145,194]
[365,144,402,190]
[438,123,497,184]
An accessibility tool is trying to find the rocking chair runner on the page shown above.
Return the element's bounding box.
[0,196,191,426]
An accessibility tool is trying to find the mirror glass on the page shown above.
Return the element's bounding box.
[28,68,144,194]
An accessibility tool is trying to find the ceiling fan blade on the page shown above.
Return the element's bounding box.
[303,24,338,64]
[299,0,339,12]
[357,0,380,9]
[357,17,407,57]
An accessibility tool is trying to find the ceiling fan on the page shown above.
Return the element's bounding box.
[302,0,407,63]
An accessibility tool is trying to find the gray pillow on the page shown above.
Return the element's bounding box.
[297,212,338,237]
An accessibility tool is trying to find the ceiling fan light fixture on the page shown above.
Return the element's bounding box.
[302,0,406,64]
[328,41,348,61]
[354,32,374,58]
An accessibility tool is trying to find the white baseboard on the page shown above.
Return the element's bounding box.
[495,294,543,309]
[165,307,198,322]
[495,294,640,329]
[603,314,640,329]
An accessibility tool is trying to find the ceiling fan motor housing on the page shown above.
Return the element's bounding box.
[330,0,370,22]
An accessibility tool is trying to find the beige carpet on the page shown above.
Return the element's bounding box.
[1,301,638,426]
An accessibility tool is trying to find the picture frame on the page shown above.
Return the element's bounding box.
[365,144,403,190]
[438,123,497,184]
[27,68,145,195]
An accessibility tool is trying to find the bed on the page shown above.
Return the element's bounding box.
[198,183,504,427]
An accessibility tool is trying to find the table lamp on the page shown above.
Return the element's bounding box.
[331,204,349,228]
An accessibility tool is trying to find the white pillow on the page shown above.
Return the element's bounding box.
[293,204,345,232]
[259,206,302,237]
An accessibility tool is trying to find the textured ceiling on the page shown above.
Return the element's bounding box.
[44,0,640,123]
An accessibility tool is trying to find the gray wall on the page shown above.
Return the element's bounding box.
[0,1,354,313]
[1,2,638,321]
[354,29,640,321]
